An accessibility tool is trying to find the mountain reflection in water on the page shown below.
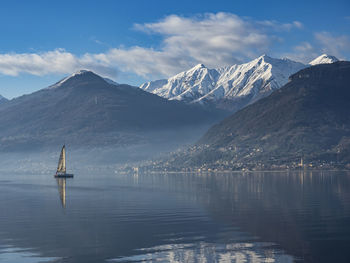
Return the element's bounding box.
[0,170,349,263]
[0,245,60,263]
[110,242,293,263]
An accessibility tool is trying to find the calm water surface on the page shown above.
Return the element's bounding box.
[0,170,349,263]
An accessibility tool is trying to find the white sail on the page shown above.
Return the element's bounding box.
[57,145,66,174]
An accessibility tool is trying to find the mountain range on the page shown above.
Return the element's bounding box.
[0,70,223,151]
[147,61,350,170]
[140,54,339,112]
[0,53,345,167]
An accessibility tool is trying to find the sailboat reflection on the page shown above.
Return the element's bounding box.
[56,178,67,208]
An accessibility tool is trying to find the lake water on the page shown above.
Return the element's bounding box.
[0,170,349,263]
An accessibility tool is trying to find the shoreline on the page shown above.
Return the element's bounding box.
[118,168,350,175]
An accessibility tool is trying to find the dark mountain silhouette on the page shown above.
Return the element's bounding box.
[0,70,224,151]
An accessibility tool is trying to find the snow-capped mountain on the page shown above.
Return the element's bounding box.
[309,54,339,65]
[141,63,221,103]
[140,54,339,111]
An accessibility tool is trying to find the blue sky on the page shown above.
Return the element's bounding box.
[0,0,349,98]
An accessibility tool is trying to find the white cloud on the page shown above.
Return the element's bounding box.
[314,32,350,59]
[281,32,350,63]
[0,49,117,78]
[257,19,303,31]
[0,49,76,76]
[293,21,303,29]
[0,13,305,80]
[128,13,302,75]
[282,42,319,63]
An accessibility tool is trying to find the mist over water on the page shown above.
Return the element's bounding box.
[0,124,213,175]
[0,170,349,263]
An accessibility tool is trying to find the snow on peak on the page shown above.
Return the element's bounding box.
[257,54,269,60]
[140,55,306,110]
[47,70,95,89]
[141,62,218,101]
[70,70,119,86]
[47,70,117,89]
[64,69,94,79]
[73,69,90,75]
[309,54,339,65]
[192,63,206,70]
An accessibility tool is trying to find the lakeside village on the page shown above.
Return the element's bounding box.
[121,145,350,174]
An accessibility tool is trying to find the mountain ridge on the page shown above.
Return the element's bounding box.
[140,54,338,112]
[0,70,224,151]
[146,61,350,171]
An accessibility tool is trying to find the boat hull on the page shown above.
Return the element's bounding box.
[54,174,74,178]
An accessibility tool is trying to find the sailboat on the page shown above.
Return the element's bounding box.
[54,145,74,178]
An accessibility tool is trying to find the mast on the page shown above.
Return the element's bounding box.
[57,145,66,174]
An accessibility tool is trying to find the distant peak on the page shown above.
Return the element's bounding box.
[191,63,206,70]
[76,69,90,74]
[320,54,337,59]
[309,54,339,65]
[258,54,272,60]
[47,69,104,89]
[253,54,274,64]
[70,69,94,76]
[70,70,118,85]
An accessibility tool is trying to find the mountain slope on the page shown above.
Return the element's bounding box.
[141,63,221,102]
[0,95,7,104]
[157,62,350,170]
[140,54,338,112]
[0,70,223,151]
